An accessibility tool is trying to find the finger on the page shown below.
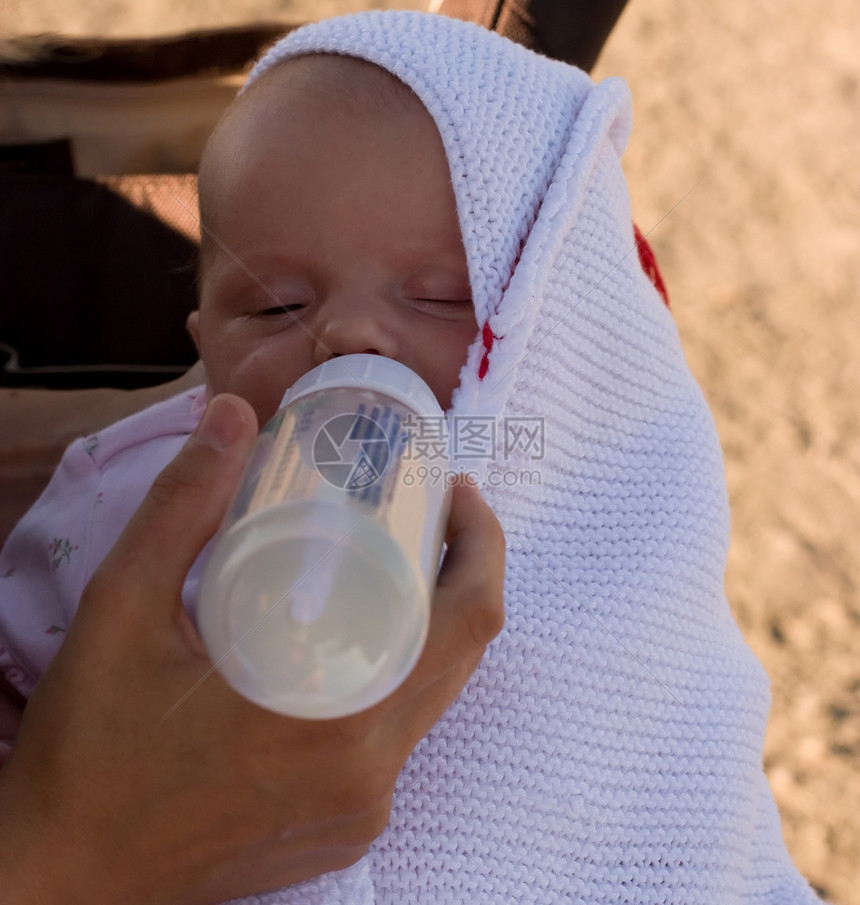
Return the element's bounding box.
[88,394,258,615]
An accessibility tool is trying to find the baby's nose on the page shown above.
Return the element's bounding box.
[311,296,397,365]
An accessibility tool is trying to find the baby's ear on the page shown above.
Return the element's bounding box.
[186,310,201,354]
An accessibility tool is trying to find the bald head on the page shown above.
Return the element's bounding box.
[198,54,425,249]
[187,48,472,424]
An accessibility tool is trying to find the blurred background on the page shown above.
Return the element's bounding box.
[2,0,858,901]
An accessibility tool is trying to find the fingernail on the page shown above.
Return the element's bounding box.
[194,395,243,450]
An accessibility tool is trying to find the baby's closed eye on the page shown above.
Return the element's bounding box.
[404,274,472,316]
[409,296,473,312]
[255,302,306,317]
[242,286,312,320]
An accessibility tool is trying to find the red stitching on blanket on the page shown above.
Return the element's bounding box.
[478,320,495,379]
[633,223,670,309]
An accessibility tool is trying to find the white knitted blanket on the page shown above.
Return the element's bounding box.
[239,11,819,904]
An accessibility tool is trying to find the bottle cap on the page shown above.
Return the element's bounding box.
[281,354,444,417]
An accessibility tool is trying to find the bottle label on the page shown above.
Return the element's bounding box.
[223,386,450,588]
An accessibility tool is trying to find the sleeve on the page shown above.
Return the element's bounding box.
[0,388,204,699]
[0,436,102,697]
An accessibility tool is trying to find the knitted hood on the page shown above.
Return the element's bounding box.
[239,11,816,905]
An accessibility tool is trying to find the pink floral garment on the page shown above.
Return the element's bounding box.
[0,388,207,702]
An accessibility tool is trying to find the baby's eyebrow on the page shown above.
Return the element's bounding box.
[201,236,273,279]
[200,250,280,306]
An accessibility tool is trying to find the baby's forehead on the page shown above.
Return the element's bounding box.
[197,51,453,270]
[237,52,424,123]
[199,52,439,213]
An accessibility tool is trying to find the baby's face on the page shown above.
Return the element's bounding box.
[190,56,476,428]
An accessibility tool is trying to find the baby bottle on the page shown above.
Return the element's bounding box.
[197,354,451,719]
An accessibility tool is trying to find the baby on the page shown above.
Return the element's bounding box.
[191,51,476,429]
[0,11,818,905]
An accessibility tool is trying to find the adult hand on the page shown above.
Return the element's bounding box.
[0,394,505,905]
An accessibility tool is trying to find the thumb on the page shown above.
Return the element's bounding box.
[89,394,258,614]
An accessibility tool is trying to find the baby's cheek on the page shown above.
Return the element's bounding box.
[226,352,294,428]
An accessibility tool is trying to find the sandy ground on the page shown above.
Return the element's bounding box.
[592,6,860,902]
[3,0,859,902]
